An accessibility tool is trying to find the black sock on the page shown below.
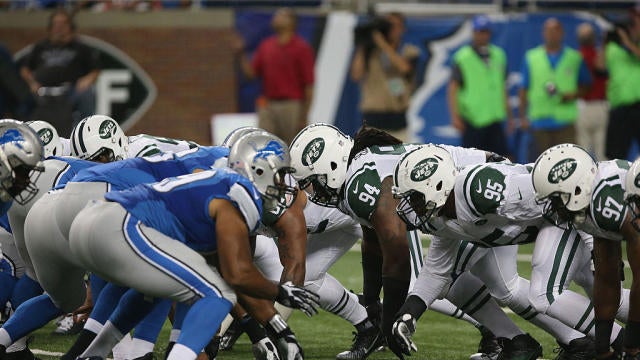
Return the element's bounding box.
[362,249,383,306]
[399,295,427,321]
[625,321,640,350]
[355,319,374,333]
[61,329,97,360]
[381,277,410,338]
[595,319,614,355]
[243,316,268,343]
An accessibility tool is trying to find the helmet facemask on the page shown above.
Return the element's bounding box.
[298,174,340,207]
[394,190,441,234]
[539,192,585,230]
[263,166,298,210]
[627,194,640,233]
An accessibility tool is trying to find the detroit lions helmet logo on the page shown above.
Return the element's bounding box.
[0,129,25,149]
[253,140,286,162]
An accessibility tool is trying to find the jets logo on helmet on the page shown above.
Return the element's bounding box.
[99,120,117,139]
[548,158,577,184]
[301,138,325,166]
[253,140,286,162]
[37,128,53,146]
[410,158,439,182]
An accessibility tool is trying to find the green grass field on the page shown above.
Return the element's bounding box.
[27,242,632,360]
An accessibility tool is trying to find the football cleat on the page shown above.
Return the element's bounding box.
[553,336,594,360]
[220,318,244,351]
[252,338,280,360]
[496,334,542,360]
[205,336,221,360]
[53,314,84,336]
[471,326,502,360]
[335,326,381,360]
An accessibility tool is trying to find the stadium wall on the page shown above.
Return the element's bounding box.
[0,10,236,145]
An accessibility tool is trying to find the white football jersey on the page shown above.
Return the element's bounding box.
[127,134,199,158]
[60,137,72,156]
[433,162,546,247]
[576,160,631,241]
[341,144,486,227]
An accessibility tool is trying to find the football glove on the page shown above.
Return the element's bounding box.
[276,281,320,317]
[392,313,418,356]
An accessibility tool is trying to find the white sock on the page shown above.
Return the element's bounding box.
[5,336,26,352]
[84,318,104,334]
[430,299,481,328]
[167,343,197,360]
[112,333,132,360]
[307,274,367,326]
[447,272,523,339]
[218,314,234,336]
[80,321,124,359]
[169,329,181,343]
[546,290,597,335]
[128,338,155,359]
[617,288,630,323]
[0,328,12,347]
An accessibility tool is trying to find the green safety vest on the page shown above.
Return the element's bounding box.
[606,41,640,108]
[454,45,507,127]
[525,46,582,123]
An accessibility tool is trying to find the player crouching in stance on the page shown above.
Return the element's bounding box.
[532,144,637,359]
[66,135,318,360]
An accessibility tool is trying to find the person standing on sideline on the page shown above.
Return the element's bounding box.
[519,18,591,158]
[576,22,608,160]
[350,12,420,142]
[448,15,512,157]
[604,7,640,160]
[20,9,100,136]
[232,8,314,145]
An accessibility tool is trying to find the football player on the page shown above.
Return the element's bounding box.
[532,144,638,359]
[289,124,534,359]
[67,147,318,360]
[390,144,625,359]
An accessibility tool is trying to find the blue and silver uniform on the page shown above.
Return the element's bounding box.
[105,168,262,253]
[68,146,229,191]
[48,156,97,189]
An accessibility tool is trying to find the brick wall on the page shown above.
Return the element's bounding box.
[0,11,237,145]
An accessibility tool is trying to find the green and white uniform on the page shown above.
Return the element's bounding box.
[252,192,369,327]
[579,160,630,242]
[412,162,622,343]
[127,134,199,158]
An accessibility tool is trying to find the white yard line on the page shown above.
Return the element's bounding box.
[31,349,113,360]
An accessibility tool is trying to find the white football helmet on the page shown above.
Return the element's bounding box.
[289,123,353,207]
[625,158,640,231]
[531,143,597,225]
[228,131,297,210]
[26,120,63,158]
[0,120,45,205]
[221,126,261,148]
[392,144,457,233]
[70,115,128,162]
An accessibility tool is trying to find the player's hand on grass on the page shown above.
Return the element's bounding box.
[391,313,418,357]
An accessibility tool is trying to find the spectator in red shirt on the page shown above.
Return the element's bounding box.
[576,22,608,160]
[233,8,315,144]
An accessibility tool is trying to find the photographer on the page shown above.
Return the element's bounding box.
[604,7,640,160]
[518,18,591,158]
[350,12,419,142]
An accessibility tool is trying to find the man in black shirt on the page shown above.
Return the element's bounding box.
[20,9,99,135]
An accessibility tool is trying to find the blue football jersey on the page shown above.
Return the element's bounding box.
[49,156,97,189]
[105,168,262,252]
[69,146,229,191]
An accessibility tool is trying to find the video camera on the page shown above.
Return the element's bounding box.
[354,16,392,50]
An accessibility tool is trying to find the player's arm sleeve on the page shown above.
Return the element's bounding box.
[227,183,262,232]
